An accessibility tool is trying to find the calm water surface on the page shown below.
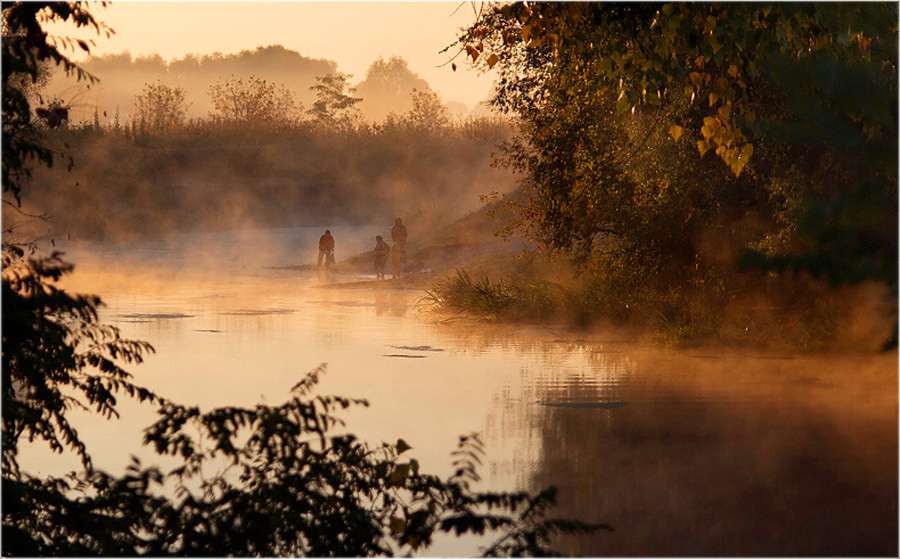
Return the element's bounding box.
[20,228,898,556]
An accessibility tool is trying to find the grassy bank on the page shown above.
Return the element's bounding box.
[420,253,896,352]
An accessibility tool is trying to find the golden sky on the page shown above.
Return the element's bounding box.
[49,1,494,107]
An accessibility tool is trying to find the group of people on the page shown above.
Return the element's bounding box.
[316,217,408,280]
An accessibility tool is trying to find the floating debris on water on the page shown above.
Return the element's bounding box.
[382,354,428,359]
[221,309,295,316]
[388,345,445,352]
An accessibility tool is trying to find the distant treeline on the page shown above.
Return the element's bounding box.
[46,46,479,124]
[18,113,514,241]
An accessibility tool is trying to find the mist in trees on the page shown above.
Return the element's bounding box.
[46,45,336,121]
[307,72,361,129]
[209,75,299,127]
[44,46,477,126]
[355,56,433,122]
[442,2,897,348]
[132,81,189,133]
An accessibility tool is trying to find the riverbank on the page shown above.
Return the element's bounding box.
[321,207,897,354]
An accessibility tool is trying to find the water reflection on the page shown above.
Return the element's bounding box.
[375,291,409,317]
[19,231,898,556]
[487,349,898,556]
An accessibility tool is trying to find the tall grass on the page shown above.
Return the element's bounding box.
[422,262,854,349]
[422,270,554,321]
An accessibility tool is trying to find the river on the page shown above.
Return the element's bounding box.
[18,227,898,556]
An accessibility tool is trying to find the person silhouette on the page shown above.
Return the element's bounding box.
[374,235,389,280]
[317,229,335,269]
[390,218,408,276]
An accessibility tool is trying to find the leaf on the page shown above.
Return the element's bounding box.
[389,463,411,484]
[700,116,719,139]
[521,24,533,42]
[717,105,731,121]
[688,71,703,90]
[669,125,683,141]
[487,54,500,69]
[465,44,479,61]
[390,516,407,535]
[375,462,389,478]
[396,438,412,455]
[747,61,759,78]
[697,139,710,156]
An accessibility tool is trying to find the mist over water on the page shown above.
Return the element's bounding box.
[17,231,897,557]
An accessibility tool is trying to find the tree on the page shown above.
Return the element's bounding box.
[455,3,897,301]
[132,80,189,133]
[208,74,298,128]
[2,0,111,205]
[307,72,362,129]
[356,56,432,122]
[407,88,450,133]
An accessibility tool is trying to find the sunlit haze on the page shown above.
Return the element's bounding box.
[47,1,494,107]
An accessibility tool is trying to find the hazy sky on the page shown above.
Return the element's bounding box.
[48,1,495,108]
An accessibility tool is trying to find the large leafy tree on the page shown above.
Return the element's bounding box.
[456,2,897,298]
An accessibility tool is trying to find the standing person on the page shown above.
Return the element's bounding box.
[391,241,403,279]
[317,229,335,269]
[391,217,408,248]
[390,217,408,274]
[373,235,389,280]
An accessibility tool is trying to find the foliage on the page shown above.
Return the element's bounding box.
[2,0,111,204]
[3,360,606,556]
[406,88,450,133]
[1,249,159,477]
[208,74,299,128]
[132,80,189,133]
[451,2,897,346]
[19,115,513,240]
[458,2,896,176]
[307,72,362,129]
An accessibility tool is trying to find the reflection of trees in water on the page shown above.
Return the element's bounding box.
[489,349,897,556]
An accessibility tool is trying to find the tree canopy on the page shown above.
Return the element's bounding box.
[455,2,897,296]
